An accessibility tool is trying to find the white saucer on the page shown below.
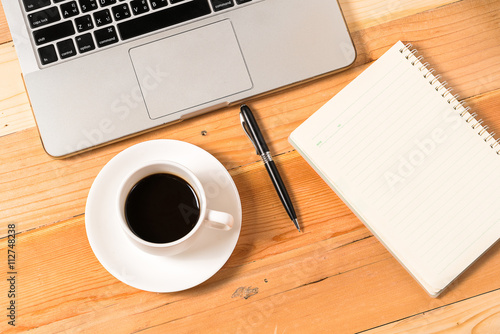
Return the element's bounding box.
[85,140,242,292]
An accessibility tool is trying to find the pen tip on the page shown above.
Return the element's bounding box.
[293,218,301,232]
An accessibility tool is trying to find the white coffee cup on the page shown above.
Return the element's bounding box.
[116,160,233,256]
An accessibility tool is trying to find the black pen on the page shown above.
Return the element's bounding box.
[239,104,300,232]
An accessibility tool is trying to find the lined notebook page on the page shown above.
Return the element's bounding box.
[290,41,500,296]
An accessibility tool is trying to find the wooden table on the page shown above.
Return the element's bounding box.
[1,0,500,332]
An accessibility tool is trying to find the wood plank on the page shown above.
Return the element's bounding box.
[1,85,499,239]
[0,2,500,333]
[339,0,459,32]
[1,1,500,333]
[1,184,500,333]
[0,124,359,241]
[0,0,494,137]
[0,42,34,136]
[364,288,500,333]
[0,1,12,45]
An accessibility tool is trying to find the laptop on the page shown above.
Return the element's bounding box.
[3,0,355,157]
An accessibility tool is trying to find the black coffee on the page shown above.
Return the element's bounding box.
[125,173,200,244]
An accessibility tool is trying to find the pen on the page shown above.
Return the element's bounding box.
[239,104,300,232]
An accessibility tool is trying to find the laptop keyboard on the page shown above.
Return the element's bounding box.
[22,0,253,66]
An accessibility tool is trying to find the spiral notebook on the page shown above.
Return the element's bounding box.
[289,41,500,297]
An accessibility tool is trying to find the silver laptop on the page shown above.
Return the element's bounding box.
[3,0,355,157]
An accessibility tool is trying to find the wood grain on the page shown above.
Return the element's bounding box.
[0,42,34,136]
[2,174,500,333]
[1,0,500,333]
[365,288,500,333]
[338,0,459,32]
[3,5,500,235]
[2,192,500,333]
[0,1,12,45]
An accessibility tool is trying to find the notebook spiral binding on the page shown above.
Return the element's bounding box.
[399,43,500,155]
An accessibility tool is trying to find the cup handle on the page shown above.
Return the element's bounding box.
[204,209,234,231]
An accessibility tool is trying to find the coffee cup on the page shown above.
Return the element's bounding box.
[116,160,233,256]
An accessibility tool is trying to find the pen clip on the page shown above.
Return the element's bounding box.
[240,112,259,155]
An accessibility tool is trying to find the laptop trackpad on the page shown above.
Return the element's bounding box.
[129,20,252,120]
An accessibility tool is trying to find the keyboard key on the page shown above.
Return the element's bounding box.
[79,0,98,12]
[235,0,251,3]
[111,3,131,21]
[210,0,233,11]
[94,26,119,47]
[75,14,94,32]
[38,44,58,65]
[27,7,61,29]
[75,33,96,53]
[118,0,211,40]
[56,38,77,59]
[60,1,80,18]
[150,0,168,10]
[130,0,149,15]
[33,21,75,45]
[23,0,51,12]
[170,0,185,3]
[93,9,112,26]
[98,0,117,7]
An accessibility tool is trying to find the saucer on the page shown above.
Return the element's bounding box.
[85,140,242,292]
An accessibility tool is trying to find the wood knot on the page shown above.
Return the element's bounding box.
[231,286,259,300]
